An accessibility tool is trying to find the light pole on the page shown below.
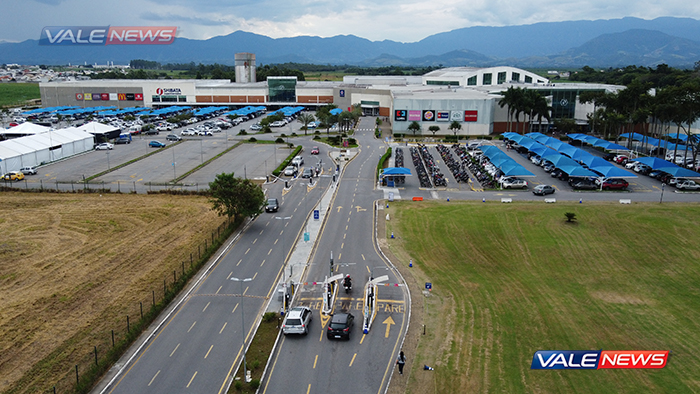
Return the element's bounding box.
[230,276,253,383]
[172,144,176,180]
[106,151,110,171]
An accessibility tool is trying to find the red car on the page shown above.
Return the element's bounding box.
[601,178,629,190]
[613,155,629,164]
[311,146,319,155]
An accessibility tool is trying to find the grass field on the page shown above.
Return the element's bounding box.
[303,72,345,81]
[0,83,40,108]
[385,201,700,394]
[0,192,225,394]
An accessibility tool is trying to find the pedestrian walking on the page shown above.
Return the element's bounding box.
[396,351,406,374]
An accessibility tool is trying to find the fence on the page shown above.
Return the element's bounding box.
[1,179,210,194]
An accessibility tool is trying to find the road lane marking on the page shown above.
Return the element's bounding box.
[188,321,196,332]
[260,230,264,235]
[232,303,238,313]
[253,238,257,244]
[205,345,214,359]
[307,384,311,394]
[266,221,269,226]
[343,233,346,239]
[202,302,211,312]
[274,239,279,245]
[243,286,249,295]
[313,354,318,369]
[361,254,366,261]
[268,248,273,255]
[360,334,366,344]
[227,271,233,279]
[148,370,160,386]
[285,222,289,227]
[347,217,351,222]
[220,322,227,334]
[237,259,242,266]
[349,353,357,367]
[345,225,348,231]
[383,316,395,338]
[169,344,180,357]
[252,272,258,280]
[280,230,284,235]
[338,253,342,260]
[245,248,250,254]
[215,286,222,294]
[336,206,343,212]
[294,207,298,212]
[341,242,344,249]
[187,371,197,388]
[366,266,370,273]
[260,259,265,267]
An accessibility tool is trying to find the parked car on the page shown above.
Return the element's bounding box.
[149,141,166,148]
[2,171,25,181]
[676,180,700,191]
[302,167,313,178]
[501,178,528,189]
[572,179,598,190]
[198,130,213,136]
[143,129,160,135]
[613,155,629,164]
[624,160,638,169]
[95,142,114,150]
[270,121,286,127]
[542,163,555,173]
[530,155,543,166]
[19,166,37,175]
[291,156,304,167]
[601,178,629,190]
[311,146,319,155]
[633,163,652,175]
[181,129,197,136]
[670,177,688,187]
[166,134,182,141]
[265,198,279,213]
[602,153,615,161]
[250,124,263,131]
[284,166,298,177]
[532,185,556,195]
[327,312,354,340]
[282,306,313,335]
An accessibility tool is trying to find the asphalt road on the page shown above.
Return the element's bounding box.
[261,118,409,394]
[102,147,331,394]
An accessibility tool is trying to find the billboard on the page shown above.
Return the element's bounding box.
[464,110,478,122]
[422,110,435,122]
[408,110,421,121]
[437,111,450,122]
[109,93,118,101]
[394,109,407,121]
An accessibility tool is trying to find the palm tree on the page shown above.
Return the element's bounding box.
[407,121,421,137]
[449,121,462,136]
[498,87,517,132]
[297,113,315,135]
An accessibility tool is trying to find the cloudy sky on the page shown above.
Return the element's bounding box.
[3,0,699,43]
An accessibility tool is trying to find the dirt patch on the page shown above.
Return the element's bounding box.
[0,192,226,394]
[589,291,650,305]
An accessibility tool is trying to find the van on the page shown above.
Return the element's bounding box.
[128,125,142,134]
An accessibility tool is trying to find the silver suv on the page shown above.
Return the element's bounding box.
[282,306,313,335]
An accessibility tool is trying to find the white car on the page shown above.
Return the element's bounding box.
[250,124,263,131]
[624,160,638,169]
[95,143,114,150]
[282,306,313,335]
[284,166,298,177]
[180,129,196,136]
[270,121,286,127]
[291,156,304,167]
[676,180,700,191]
[198,130,213,136]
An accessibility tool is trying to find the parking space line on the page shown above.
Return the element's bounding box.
[349,353,357,367]
[219,322,227,334]
[188,321,196,333]
[204,345,213,359]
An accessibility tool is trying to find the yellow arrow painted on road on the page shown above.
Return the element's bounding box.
[336,206,343,213]
[320,313,330,330]
[383,316,395,338]
[355,206,366,212]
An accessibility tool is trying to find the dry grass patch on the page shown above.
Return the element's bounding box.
[0,192,225,394]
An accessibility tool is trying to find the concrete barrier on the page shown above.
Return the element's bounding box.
[619,199,632,204]
[501,198,512,203]
[544,198,556,203]
[412,197,423,201]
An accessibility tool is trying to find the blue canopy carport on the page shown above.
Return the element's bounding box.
[655,166,700,178]
[592,166,637,179]
[634,157,675,169]
[381,167,411,187]
[480,145,535,178]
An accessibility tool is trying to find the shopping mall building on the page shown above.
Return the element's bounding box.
[39,66,624,136]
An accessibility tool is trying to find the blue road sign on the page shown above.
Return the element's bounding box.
[313,209,319,220]
[425,282,432,290]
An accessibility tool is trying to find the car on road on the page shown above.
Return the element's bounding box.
[198,130,213,136]
[265,198,279,213]
[166,134,182,142]
[282,306,313,335]
[95,143,114,150]
[283,166,298,177]
[149,141,166,148]
[327,312,354,340]
[676,180,700,191]
[291,156,304,167]
[311,146,319,155]
[2,171,25,181]
[20,166,37,175]
[532,185,555,195]
[302,167,313,178]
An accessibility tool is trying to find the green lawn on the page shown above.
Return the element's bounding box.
[386,201,700,394]
[0,83,40,108]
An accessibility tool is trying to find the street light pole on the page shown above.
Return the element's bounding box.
[230,276,253,383]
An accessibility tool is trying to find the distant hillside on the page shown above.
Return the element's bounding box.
[2,17,700,68]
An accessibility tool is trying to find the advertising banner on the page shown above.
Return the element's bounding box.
[118,93,126,101]
[135,93,143,101]
[408,110,421,121]
[451,111,462,121]
[125,93,135,101]
[394,110,407,121]
[464,110,478,122]
[437,111,449,121]
[75,93,83,101]
[422,110,435,121]
[101,93,109,101]
[109,93,118,101]
[84,93,92,101]
[92,93,102,101]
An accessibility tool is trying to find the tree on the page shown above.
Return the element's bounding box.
[209,172,265,220]
[428,125,440,136]
[565,212,577,223]
[449,121,462,136]
[297,113,315,135]
[407,121,421,137]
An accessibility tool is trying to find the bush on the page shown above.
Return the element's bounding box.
[313,135,321,140]
[280,133,287,138]
[249,137,257,142]
[314,130,320,135]
[263,312,277,322]
[238,130,247,135]
[348,138,357,145]
[250,379,261,389]
[275,137,285,143]
[291,132,298,137]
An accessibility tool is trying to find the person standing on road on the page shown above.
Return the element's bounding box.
[396,351,406,375]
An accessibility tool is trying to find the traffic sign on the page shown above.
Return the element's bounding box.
[425,282,432,290]
[313,209,319,220]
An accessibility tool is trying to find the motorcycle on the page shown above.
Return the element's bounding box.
[343,278,352,293]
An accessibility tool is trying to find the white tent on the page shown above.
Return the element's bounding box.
[2,122,51,137]
[0,128,94,172]
[77,122,120,139]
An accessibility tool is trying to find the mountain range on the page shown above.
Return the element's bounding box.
[2,17,700,68]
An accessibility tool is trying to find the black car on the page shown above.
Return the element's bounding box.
[327,312,354,340]
[265,198,279,213]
